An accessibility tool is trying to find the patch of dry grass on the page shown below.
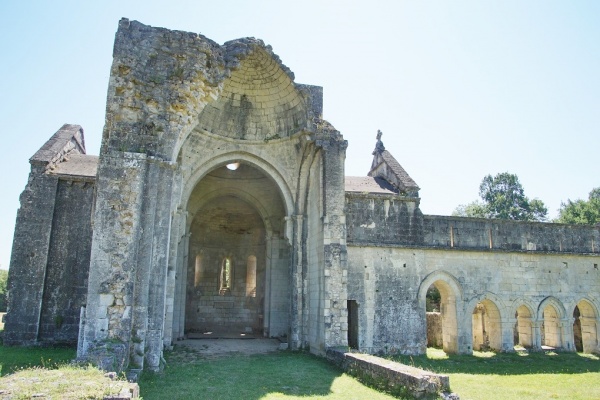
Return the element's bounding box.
[0,366,134,400]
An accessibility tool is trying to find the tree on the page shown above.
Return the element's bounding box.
[453,172,548,222]
[452,201,488,218]
[556,187,600,225]
[0,269,7,313]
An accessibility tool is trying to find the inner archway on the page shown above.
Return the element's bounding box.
[471,299,502,351]
[425,280,458,353]
[573,300,598,353]
[184,162,290,338]
[514,304,534,348]
[541,304,562,349]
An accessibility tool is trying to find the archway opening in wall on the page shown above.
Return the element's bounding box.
[541,304,562,349]
[425,282,458,353]
[573,300,598,353]
[471,299,502,352]
[184,162,290,338]
[514,305,534,349]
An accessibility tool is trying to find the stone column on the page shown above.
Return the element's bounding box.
[130,158,176,371]
[78,151,148,370]
[532,321,542,350]
[289,215,304,349]
[501,320,516,352]
[164,208,186,346]
[318,134,348,349]
[561,318,575,352]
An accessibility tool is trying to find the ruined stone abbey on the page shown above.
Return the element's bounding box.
[5,19,600,370]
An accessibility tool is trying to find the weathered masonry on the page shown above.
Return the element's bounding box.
[5,19,600,371]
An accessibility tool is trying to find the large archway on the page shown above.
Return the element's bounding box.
[421,277,460,354]
[183,162,291,338]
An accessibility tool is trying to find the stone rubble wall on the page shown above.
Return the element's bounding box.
[346,194,599,254]
[4,125,94,346]
[426,312,443,348]
[346,193,423,246]
[423,215,599,254]
[326,347,454,399]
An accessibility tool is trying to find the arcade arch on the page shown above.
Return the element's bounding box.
[471,299,502,352]
[573,299,599,353]
[419,272,463,354]
[514,303,535,348]
[538,297,567,349]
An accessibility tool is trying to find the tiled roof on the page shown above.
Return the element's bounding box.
[380,150,419,190]
[345,176,398,194]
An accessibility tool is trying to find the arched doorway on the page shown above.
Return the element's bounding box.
[424,280,459,353]
[541,303,562,349]
[471,299,502,351]
[184,162,290,338]
[514,304,534,348]
[573,300,598,353]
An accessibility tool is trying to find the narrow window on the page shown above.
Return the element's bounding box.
[194,254,203,287]
[220,257,232,294]
[246,255,257,297]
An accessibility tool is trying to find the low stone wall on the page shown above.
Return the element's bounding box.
[326,347,457,399]
[427,312,443,348]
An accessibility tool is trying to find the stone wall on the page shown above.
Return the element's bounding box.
[38,179,94,344]
[426,312,443,348]
[326,348,452,399]
[346,194,423,246]
[5,124,95,346]
[347,245,600,355]
[346,195,599,254]
[423,215,599,253]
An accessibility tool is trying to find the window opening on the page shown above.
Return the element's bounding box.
[194,254,203,287]
[220,257,232,294]
[246,255,257,297]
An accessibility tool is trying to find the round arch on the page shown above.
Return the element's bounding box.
[418,271,463,310]
[181,151,294,218]
[537,296,567,320]
[511,299,537,349]
[418,271,464,354]
[538,296,567,349]
[572,298,599,353]
[466,293,506,352]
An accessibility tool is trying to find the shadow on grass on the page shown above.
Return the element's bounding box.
[391,348,600,376]
[139,348,346,400]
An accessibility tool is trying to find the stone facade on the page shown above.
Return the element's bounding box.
[5,19,600,371]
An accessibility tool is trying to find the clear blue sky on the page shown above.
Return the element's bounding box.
[1,1,598,269]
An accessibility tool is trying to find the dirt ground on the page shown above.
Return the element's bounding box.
[171,337,283,361]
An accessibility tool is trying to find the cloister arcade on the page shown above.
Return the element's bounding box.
[421,272,600,354]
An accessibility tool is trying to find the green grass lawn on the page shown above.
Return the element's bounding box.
[392,348,600,400]
[1,341,599,400]
[0,344,75,376]
[139,347,399,400]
